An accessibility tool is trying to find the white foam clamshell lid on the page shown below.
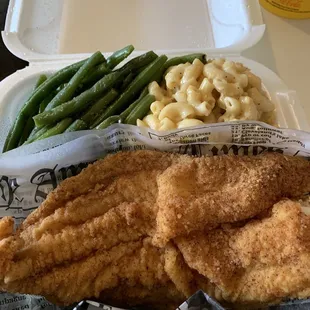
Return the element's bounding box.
[0,0,309,151]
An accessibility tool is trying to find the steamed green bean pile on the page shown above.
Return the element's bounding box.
[2,45,206,152]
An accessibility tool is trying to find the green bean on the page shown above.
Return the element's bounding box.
[78,63,111,92]
[34,70,127,127]
[35,75,48,88]
[26,84,68,142]
[2,127,13,152]
[130,54,167,90]
[24,125,50,145]
[15,75,48,147]
[77,51,156,95]
[3,58,88,152]
[34,53,157,127]
[106,45,134,69]
[124,94,155,125]
[18,117,35,146]
[105,52,157,92]
[57,83,67,91]
[39,91,57,113]
[117,51,157,74]
[96,115,120,130]
[64,119,88,132]
[79,46,135,91]
[81,89,118,125]
[27,126,41,140]
[45,52,105,111]
[151,67,166,84]
[138,86,149,99]
[163,53,207,71]
[39,83,68,113]
[119,64,149,92]
[120,72,135,92]
[119,90,148,121]
[91,55,167,128]
[100,55,107,63]
[36,118,73,141]
[104,51,158,93]
[95,92,154,129]
[29,84,66,142]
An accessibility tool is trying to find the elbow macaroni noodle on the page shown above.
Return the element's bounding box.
[138,58,276,131]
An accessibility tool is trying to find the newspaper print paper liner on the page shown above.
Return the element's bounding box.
[2,291,310,310]
[0,121,309,310]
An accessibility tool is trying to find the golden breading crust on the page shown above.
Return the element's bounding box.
[0,150,309,309]
[176,200,310,305]
[0,217,14,240]
[153,153,310,246]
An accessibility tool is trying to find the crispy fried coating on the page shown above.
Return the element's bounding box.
[0,217,14,240]
[5,241,144,305]
[176,200,310,305]
[4,238,174,305]
[0,151,309,308]
[153,153,310,246]
[5,203,151,283]
[21,150,175,233]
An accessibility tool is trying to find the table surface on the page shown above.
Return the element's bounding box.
[243,8,310,125]
[0,1,309,124]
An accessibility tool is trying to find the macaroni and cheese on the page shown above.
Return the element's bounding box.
[137,58,275,130]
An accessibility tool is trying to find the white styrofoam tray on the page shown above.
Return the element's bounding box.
[0,0,309,152]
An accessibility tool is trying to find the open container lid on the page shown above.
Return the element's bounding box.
[0,0,309,137]
[2,0,266,62]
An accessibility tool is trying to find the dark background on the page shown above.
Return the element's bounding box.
[0,0,27,81]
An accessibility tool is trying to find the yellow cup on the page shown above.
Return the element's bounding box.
[260,0,310,19]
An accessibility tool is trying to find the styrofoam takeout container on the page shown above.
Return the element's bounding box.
[0,0,309,152]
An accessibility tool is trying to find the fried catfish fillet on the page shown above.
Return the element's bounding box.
[153,153,310,246]
[0,151,309,308]
[176,200,310,305]
[20,150,177,235]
